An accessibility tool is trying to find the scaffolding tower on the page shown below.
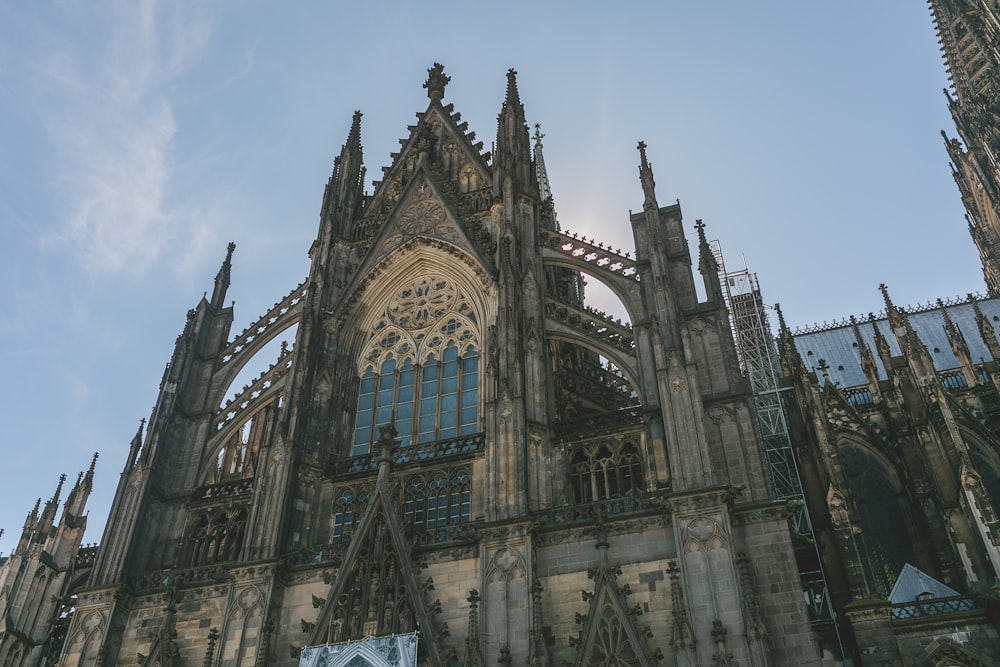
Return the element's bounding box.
[710,241,844,657]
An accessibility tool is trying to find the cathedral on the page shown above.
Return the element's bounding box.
[1,2,1000,667]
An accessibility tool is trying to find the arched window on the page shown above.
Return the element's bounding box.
[402,467,472,542]
[352,277,480,455]
[570,440,644,504]
[840,445,916,594]
[331,486,370,544]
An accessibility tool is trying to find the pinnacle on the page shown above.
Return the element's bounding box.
[504,68,521,107]
[637,140,650,170]
[774,303,790,336]
[347,110,362,151]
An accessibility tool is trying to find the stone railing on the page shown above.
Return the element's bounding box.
[890,595,977,621]
[540,229,639,282]
[191,478,254,502]
[553,407,644,440]
[533,490,665,527]
[75,545,99,569]
[328,433,485,477]
[285,541,349,568]
[131,563,236,593]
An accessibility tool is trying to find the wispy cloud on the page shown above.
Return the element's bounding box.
[30,1,212,276]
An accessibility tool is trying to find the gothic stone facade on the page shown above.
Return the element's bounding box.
[26,67,819,666]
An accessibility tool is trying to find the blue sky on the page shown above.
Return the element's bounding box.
[0,1,978,554]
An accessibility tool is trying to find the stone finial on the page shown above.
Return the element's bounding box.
[424,63,450,101]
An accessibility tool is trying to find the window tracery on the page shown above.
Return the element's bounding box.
[206,414,263,485]
[332,486,371,544]
[330,467,471,545]
[570,440,644,504]
[402,468,471,542]
[353,277,480,455]
[183,506,248,566]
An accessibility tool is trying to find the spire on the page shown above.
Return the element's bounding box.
[775,303,806,378]
[36,473,66,541]
[319,110,366,242]
[210,242,235,309]
[868,312,895,381]
[494,68,533,195]
[63,453,98,523]
[851,315,883,398]
[971,294,1000,361]
[695,220,724,303]
[940,298,979,385]
[423,62,450,102]
[880,284,937,382]
[637,140,658,210]
[928,0,1000,107]
[127,418,145,471]
[533,123,558,230]
[929,0,1000,295]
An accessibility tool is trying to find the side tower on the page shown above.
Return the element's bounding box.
[931,0,1000,293]
[60,66,819,666]
[0,457,98,666]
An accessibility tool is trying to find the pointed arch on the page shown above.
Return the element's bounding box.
[836,435,918,593]
[220,585,265,666]
[346,260,487,455]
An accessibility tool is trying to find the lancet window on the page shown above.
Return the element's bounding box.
[352,277,480,455]
[331,485,371,544]
[206,414,262,485]
[184,506,248,566]
[402,467,472,542]
[570,440,644,504]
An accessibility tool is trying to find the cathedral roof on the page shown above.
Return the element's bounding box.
[791,295,1000,388]
[888,563,960,604]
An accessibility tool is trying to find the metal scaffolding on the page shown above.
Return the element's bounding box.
[711,241,844,655]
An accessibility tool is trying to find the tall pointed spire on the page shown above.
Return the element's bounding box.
[126,418,145,471]
[494,68,533,195]
[210,242,235,309]
[36,473,67,541]
[930,0,1000,294]
[319,110,366,242]
[533,122,559,230]
[775,303,806,378]
[637,140,658,210]
[851,315,883,398]
[63,453,98,523]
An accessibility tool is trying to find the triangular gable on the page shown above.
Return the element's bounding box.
[369,165,489,265]
[366,99,492,219]
[888,563,960,603]
[820,378,884,444]
[307,428,445,665]
[570,540,659,666]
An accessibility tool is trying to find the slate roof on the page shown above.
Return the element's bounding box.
[791,296,1000,389]
[889,563,960,603]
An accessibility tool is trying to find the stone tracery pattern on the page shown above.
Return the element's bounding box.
[353,275,481,454]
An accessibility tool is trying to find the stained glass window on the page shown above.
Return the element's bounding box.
[352,277,479,455]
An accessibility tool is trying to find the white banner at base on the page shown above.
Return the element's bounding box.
[299,632,419,667]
